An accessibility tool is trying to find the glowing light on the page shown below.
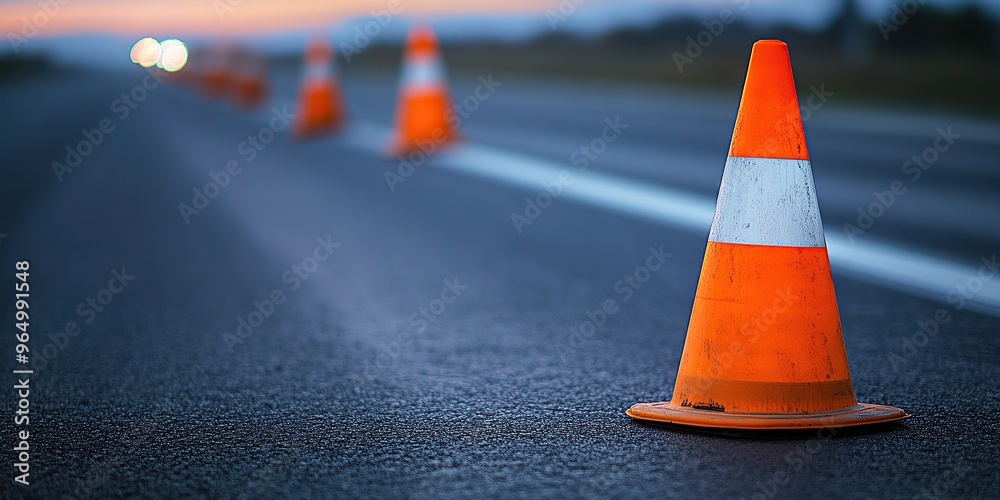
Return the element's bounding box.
[131,37,160,68]
[159,39,188,72]
[130,37,156,63]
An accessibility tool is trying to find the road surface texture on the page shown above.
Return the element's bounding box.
[1,65,998,498]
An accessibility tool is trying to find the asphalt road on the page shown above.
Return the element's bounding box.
[0,65,998,498]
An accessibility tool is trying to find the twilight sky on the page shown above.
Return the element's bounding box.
[3,0,998,40]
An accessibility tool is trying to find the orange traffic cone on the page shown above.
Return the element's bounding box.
[293,38,345,138]
[200,45,235,99]
[627,40,909,431]
[232,50,269,109]
[389,25,457,156]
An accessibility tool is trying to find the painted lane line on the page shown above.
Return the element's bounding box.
[327,119,1000,317]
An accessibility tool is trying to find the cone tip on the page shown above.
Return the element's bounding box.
[748,39,791,67]
[753,39,787,48]
[729,38,808,161]
[306,38,332,61]
[407,24,439,54]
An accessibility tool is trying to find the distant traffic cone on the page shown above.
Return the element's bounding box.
[232,50,269,109]
[389,25,457,156]
[293,38,345,138]
[626,40,909,431]
[200,45,235,99]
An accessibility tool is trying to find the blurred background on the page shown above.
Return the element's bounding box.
[1,0,999,498]
[4,0,1000,111]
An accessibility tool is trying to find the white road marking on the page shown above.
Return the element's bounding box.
[304,117,1000,317]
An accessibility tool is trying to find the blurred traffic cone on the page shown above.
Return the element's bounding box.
[389,25,457,156]
[200,45,235,99]
[232,50,270,109]
[293,38,345,138]
[626,40,909,431]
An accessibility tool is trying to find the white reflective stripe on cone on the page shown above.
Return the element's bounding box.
[708,156,826,248]
[305,64,331,81]
[402,58,444,90]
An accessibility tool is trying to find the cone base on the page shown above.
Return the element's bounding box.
[626,401,909,431]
